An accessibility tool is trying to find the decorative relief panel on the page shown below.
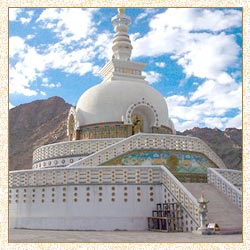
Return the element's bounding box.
[104,149,217,182]
[79,123,133,139]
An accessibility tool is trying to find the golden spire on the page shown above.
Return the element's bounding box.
[118,8,125,14]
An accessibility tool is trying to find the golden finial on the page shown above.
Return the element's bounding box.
[118,8,125,14]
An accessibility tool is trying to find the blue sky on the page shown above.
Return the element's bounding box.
[9,8,242,131]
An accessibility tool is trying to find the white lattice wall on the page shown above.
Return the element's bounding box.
[32,138,122,168]
[213,169,242,188]
[67,134,226,169]
[10,166,161,188]
[32,134,226,170]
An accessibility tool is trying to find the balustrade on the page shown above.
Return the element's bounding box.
[213,169,242,189]
[9,166,161,188]
[32,138,122,165]
[207,168,242,209]
[32,133,227,170]
[160,166,199,224]
[66,133,226,169]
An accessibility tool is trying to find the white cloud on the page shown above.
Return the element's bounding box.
[135,12,148,23]
[9,9,106,83]
[168,102,202,121]
[64,62,93,76]
[40,91,46,96]
[135,8,159,23]
[37,8,97,43]
[190,79,242,110]
[92,65,102,77]
[165,95,212,130]
[44,42,97,75]
[9,102,15,109]
[41,82,61,88]
[42,78,49,83]
[9,66,38,96]
[133,26,180,57]
[9,39,42,96]
[9,36,26,57]
[9,27,99,96]
[94,32,113,60]
[9,8,34,24]
[9,40,96,96]
[14,73,41,96]
[26,34,35,40]
[172,113,242,131]
[171,118,198,132]
[143,71,161,84]
[165,95,187,106]
[174,32,240,79]
[202,117,228,130]
[132,8,241,82]
[225,113,242,129]
[9,37,44,96]
[165,77,242,131]
[20,17,32,24]
[155,10,243,132]
[217,72,235,84]
[155,62,165,68]
[130,32,141,41]
[149,8,241,32]
[9,8,22,21]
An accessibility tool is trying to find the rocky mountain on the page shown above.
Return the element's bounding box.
[177,127,242,170]
[9,97,242,171]
[9,96,72,170]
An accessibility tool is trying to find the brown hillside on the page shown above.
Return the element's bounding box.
[9,96,72,170]
[177,127,242,170]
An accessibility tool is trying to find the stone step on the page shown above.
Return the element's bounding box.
[183,183,242,230]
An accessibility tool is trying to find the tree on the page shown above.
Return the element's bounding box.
[166,154,179,173]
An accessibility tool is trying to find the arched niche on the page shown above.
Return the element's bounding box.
[126,102,157,134]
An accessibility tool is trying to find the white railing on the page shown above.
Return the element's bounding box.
[32,138,122,165]
[9,165,162,188]
[160,166,200,224]
[66,133,226,169]
[212,169,242,190]
[207,168,242,209]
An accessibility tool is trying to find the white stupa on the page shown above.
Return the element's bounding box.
[9,8,242,233]
[69,8,175,141]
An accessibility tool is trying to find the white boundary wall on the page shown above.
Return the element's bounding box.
[9,165,199,231]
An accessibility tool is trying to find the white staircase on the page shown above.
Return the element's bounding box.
[184,183,242,230]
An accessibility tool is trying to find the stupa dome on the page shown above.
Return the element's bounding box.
[76,78,174,133]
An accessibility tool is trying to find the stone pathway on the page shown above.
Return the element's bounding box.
[9,229,242,243]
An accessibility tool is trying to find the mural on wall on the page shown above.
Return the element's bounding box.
[105,150,217,174]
